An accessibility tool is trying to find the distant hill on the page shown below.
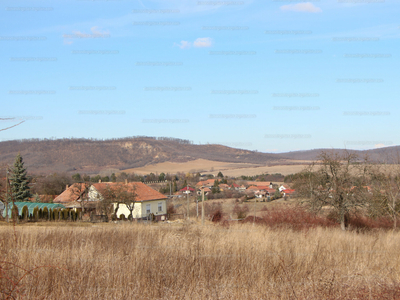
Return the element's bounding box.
[0,137,398,175]
[280,146,400,163]
[0,137,286,174]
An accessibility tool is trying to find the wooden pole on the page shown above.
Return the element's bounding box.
[201,187,205,226]
[187,184,190,220]
[5,166,8,223]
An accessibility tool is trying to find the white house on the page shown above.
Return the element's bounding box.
[90,182,168,220]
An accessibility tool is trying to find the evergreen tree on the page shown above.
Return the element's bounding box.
[181,179,188,190]
[34,193,41,203]
[9,153,31,202]
[110,173,117,182]
[72,173,81,182]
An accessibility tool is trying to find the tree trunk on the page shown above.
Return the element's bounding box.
[339,210,349,231]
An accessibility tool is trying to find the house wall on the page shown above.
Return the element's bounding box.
[140,200,166,219]
[114,199,167,219]
[114,202,142,219]
[88,186,103,201]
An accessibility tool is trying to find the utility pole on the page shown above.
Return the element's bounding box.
[201,187,205,226]
[196,195,199,220]
[186,184,190,220]
[253,197,256,225]
[5,166,8,223]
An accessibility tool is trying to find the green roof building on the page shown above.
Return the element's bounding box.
[2,202,65,218]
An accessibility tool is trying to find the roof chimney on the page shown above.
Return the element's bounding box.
[66,184,69,190]
[99,179,101,183]
[125,179,128,185]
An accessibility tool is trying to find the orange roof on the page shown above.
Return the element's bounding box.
[196,179,217,186]
[246,181,272,186]
[247,186,259,190]
[54,183,88,203]
[92,182,167,202]
[54,182,167,203]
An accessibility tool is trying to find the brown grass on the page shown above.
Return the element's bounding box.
[1,222,400,299]
[125,158,311,177]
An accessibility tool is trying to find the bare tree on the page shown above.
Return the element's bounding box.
[369,153,400,229]
[101,183,137,221]
[293,151,371,230]
[70,182,91,219]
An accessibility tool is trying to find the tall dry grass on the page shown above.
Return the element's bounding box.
[1,223,400,299]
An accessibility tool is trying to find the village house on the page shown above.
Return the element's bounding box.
[54,181,168,221]
[91,182,168,221]
[179,186,196,195]
[195,179,217,188]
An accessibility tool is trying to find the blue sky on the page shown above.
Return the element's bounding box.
[1,0,399,153]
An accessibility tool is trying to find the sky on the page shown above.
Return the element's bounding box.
[1,0,399,153]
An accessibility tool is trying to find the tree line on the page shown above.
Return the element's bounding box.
[292,150,400,230]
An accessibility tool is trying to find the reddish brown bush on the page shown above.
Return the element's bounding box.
[348,214,397,231]
[232,203,249,219]
[243,206,337,230]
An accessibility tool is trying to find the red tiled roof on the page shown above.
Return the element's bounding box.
[246,181,272,187]
[180,186,195,192]
[92,182,167,202]
[54,182,167,203]
[247,186,259,190]
[54,183,88,204]
[196,179,217,186]
[283,189,295,194]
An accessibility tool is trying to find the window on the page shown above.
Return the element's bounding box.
[158,202,162,212]
[146,204,151,214]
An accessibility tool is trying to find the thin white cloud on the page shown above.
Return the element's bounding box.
[175,37,213,49]
[193,37,213,48]
[280,2,322,13]
[63,27,110,45]
[176,40,191,49]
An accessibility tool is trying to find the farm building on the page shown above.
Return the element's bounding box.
[2,202,65,218]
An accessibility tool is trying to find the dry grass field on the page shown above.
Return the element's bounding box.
[1,222,400,299]
[125,158,311,177]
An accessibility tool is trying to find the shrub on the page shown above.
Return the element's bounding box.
[21,205,29,220]
[62,209,69,220]
[33,207,39,221]
[148,213,155,222]
[119,214,126,221]
[167,203,176,218]
[38,208,43,219]
[43,207,49,220]
[12,205,19,222]
[211,208,223,222]
[71,210,76,221]
[243,206,337,230]
[348,214,396,231]
[233,203,249,220]
[111,214,117,221]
